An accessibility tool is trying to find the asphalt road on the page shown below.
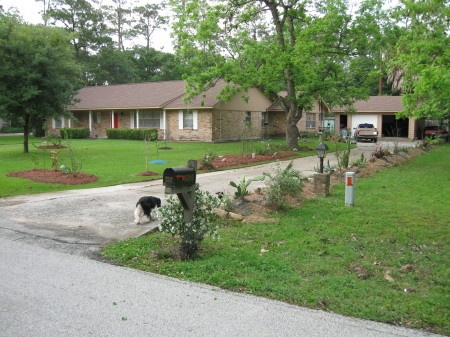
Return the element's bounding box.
[0,236,440,337]
[2,138,438,337]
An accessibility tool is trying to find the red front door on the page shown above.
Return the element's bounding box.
[113,113,119,128]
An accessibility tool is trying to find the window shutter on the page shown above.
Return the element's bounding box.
[193,110,198,130]
[178,110,183,129]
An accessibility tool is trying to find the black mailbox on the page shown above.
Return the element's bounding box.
[163,167,196,188]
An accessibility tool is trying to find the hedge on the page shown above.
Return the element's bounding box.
[0,126,24,133]
[106,128,158,140]
[60,128,90,139]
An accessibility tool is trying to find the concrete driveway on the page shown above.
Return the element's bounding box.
[0,138,417,256]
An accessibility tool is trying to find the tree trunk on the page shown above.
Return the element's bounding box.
[285,104,302,149]
[286,123,300,148]
[23,114,30,153]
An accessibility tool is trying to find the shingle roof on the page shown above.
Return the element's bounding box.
[331,96,403,113]
[164,80,227,109]
[70,80,187,110]
[70,80,229,111]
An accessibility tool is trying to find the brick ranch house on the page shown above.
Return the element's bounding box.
[332,96,429,140]
[46,80,329,141]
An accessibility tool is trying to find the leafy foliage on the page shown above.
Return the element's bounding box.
[229,175,264,198]
[60,128,90,139]
[155,187,223,260]
[263,161,303,209]
[0,14,81,153]
[199,150,216,169]
[106,128,158,140]
[171,0,385,147]
[389,0,449,120]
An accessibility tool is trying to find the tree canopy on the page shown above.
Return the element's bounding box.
[0,14,82,152]
[171,0,385,147]
[390,0,449,120]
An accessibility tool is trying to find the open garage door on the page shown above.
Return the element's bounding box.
[351,115,378,136]
[382,115,409,137]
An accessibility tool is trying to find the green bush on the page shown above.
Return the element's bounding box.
[0,126,24,133]
[60,128,90,139]
[263,161,304,209]
[106,128,158,140]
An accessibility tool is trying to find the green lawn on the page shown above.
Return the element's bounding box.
[102,145,450,335]
[0,135,345,198]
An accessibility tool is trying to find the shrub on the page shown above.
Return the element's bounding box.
[60,128,90,139]
[334,138,351,169]
[106,128,158,141]
[371,144,389,158]
[263,161,303,209]
[199,150,216,169]
[0,126,24,133]
[352,153,367,167]
[155,187,223,260]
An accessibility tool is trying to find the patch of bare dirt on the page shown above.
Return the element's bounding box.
[136,171,159,177]
[198,152,298,170]
[7,169,98,185]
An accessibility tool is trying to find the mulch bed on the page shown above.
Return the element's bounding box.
[198,152,299,170]
[7,169,98,185]
[136,171,159,176]
[37,145,67,149]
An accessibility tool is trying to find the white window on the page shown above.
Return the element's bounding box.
[139,110,161,128]
[184,110,193,128]
[53,117,64,129]
[93,111,101,123]
[178,110,198,129]
[306,113,316,128]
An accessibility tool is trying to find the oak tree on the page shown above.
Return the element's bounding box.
[171,0,384,148]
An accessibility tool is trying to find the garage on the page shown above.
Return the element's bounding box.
[382,115,409,137]
[351,114,378,136]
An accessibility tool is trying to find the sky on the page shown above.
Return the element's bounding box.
[0,0,174,51]
[1,0,400,53]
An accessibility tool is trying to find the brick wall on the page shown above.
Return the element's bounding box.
[164,110,213,142]
[212,110,264,141]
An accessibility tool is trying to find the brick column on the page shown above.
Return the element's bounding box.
[313,173,331,196]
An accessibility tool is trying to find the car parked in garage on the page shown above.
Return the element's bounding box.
[354,123,378,142]
[423,126,449,141]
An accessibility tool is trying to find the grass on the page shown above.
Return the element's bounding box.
[102,145,450,335]
[0,135,349,198]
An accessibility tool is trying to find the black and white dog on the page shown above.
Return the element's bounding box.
[134,196,161,224]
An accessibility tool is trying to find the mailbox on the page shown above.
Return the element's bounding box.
[163,167,196,188]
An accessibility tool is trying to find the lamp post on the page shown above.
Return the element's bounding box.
[316,142,329,173]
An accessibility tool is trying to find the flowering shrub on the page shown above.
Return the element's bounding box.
[155,187,223,260]
[199,150,216,169]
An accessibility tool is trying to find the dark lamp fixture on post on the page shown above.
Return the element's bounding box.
[316,142,329,173]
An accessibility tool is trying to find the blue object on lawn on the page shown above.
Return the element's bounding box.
[150,160,167,164]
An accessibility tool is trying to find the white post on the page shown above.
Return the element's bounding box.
[89,111,92,135]
[345,172,355,206]
[162,110,166,140]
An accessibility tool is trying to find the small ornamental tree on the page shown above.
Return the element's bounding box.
[155,187,223,260]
